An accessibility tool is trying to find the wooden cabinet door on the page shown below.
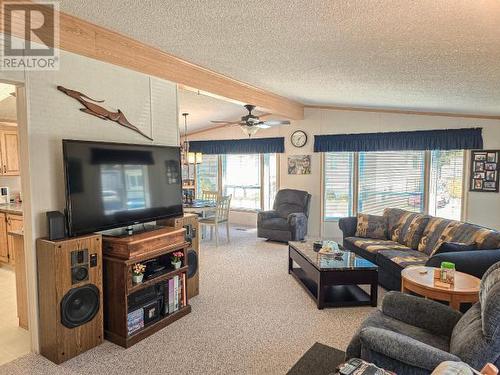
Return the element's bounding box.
[0,213,8,263]
[7,214,23,265]
[1,131,20,176]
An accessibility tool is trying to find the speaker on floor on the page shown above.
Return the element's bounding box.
[37,234,103,364]
[61,284,100,328]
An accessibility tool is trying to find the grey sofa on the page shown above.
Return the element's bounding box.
[346,262,500,374]
[339,208,500,290]
[257,189,311,242]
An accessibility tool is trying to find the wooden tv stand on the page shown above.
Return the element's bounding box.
[102,226,191,348]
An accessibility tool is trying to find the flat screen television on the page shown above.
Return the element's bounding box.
[63,140,184,236]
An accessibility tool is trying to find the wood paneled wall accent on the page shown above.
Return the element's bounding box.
[0,0,304,120]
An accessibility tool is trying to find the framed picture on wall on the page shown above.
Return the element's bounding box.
[288,155,311,175]
[470,150,499,192]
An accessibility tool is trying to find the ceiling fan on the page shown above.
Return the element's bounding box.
[211,104,290,136]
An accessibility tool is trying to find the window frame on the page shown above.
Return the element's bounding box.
[322,150,466,222]
[194,153,280,212]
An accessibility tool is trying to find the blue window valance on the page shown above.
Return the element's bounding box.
[314,128,483,152]
[188,137,285,155]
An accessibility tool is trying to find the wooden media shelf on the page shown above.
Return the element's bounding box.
[102,226,191,348]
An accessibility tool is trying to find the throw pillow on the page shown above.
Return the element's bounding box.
[355,213,387,240]
[391,212,430,250]
[435,242,477,255]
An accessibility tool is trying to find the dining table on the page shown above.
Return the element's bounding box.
[183,199,217,238]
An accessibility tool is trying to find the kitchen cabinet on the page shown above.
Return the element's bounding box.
[0,130,20,176]
[0,212,23,265]
[7,214,23,265]
[0,212,7,263]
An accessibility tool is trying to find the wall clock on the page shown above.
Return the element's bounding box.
[291,130,308,148]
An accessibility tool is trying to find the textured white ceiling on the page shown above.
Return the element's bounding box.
[59,1,500,115]
[178,89,254,134]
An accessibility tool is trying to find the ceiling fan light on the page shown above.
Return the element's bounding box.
[241,125,259,137]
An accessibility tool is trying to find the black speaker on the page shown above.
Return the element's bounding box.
[60,284,100,329]
[47,211,66,240]
[187,249,198,279]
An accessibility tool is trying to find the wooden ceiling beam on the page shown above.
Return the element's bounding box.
[0,0,304,120]
[304,104,500,120]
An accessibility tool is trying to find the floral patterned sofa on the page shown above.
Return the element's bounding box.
[339,208,500,290]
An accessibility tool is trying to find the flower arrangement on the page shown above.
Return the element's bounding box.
[171,251,184,263]
[132,263,146,276]
[132,263,146,284]
[171,251,184,269]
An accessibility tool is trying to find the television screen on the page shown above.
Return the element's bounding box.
[63,140,183,236]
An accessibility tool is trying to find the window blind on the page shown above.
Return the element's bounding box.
[324,152,354,218]
[358,151,425,215]
[195,154,219,197]
[429,150,464,220]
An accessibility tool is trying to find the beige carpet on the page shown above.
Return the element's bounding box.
[0,226,379,375]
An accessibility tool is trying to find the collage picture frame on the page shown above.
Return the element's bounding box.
[470,150,500,192]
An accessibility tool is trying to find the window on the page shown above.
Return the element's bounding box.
[263,153,278,210]
[358,151,425,215]
[323,150,465,220]
[429,150,464,220]
[195,154,219,197]
[324,152,354,219]
[195,153,278,210]
[222,154,261,210]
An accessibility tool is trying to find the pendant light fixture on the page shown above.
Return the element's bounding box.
[181,112,202,165]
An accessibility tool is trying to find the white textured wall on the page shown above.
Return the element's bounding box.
[191,108,500,238]
[24,50,179,238]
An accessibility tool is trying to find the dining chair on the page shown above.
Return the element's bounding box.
[201,190,219,202]
[199,195,231,247]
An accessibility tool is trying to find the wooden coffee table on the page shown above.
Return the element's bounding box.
[288,240,378,309]
[401,266,480,310]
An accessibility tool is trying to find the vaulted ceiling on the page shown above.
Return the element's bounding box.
[59,1,500,116]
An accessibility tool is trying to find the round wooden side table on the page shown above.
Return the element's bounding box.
[401,266,480,310]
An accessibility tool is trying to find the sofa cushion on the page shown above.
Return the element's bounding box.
[377,249,429,273]
[383,208,409,239]
[423,221,500,256]
[470,227,500,250]
[349,237,412,254]
[259,217,289,231]
[355,213,388,240]
[435,242,477,255]
[347,310,450,358]
[391,212,430,250]
[418,217,457,255]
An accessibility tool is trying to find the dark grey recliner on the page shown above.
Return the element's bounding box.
[346,262,500,374]
[257,189,311,242]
